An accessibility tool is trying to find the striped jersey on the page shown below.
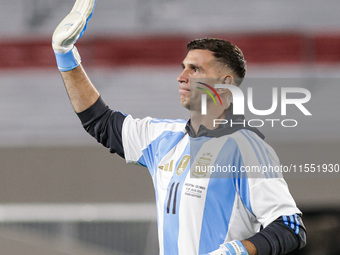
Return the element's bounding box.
[121,114,301,255]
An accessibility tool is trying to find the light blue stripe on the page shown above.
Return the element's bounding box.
[150,118,187,124]
[137,155,147,167]
[289,215,295,230]
[239,130,269,178]
[242,130,273,178]
[199,177,236,253]
[283,215,289,226]
[214,138,254,215]
[117,111,127,117]
[225,242,237,253]
[294,214,300,234]
[212,137,243,179]
[238,177,254,215]
[198,138,240,253]
[137,130,185,176]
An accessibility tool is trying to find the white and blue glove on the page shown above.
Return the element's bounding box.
[52,0,96,71]
[203,240,249,255]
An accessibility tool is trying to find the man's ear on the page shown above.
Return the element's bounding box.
[216,75,234,94]
[223,75,234,85]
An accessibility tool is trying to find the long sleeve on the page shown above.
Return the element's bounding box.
[247,214,307,254]
[77,96,127,158]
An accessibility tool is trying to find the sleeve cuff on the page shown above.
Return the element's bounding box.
[77,96,108,124]
[54,47,81,72]
[247,233,271,255]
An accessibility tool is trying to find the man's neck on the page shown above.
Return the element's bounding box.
[190,107,228,135]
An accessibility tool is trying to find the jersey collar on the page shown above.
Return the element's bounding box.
[185,104,265,139]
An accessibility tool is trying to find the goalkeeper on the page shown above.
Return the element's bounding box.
[52,1,307,254]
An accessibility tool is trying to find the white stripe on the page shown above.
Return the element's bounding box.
[155,135,189,255]
[122,115,186,163]
[230,131,301,227]
[224,193,259,242]
[241,130,269,174]
[230,131,263,178]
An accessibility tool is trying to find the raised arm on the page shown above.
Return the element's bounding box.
[60,65,99,113]
[52,0,99,113]
[51,0,126,157]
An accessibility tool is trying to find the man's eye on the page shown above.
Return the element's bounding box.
[193,67,199,72]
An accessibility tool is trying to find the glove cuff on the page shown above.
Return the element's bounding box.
[54,47,81,72]
[222,240,249,255]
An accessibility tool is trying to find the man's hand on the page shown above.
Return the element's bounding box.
[202,240,249,255]
[52,0,96,71]
[53,0,100,113]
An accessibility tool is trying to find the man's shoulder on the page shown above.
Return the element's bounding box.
[224,129,277,156]
[124,115,187,126]
[123,115,188,139]
[149,118,187,125]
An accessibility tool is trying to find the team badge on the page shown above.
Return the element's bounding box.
[192,152,213,178]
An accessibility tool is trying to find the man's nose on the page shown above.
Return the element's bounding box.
[177,69,189,83]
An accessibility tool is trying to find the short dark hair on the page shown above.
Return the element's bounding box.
[187,38,247,85]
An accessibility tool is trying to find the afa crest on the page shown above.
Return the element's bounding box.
[192,152,213,178]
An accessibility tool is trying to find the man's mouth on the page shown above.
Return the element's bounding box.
[179,84,190,92]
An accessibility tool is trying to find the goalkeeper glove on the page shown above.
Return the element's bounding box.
[204,240,249,255]
[52,0,96,71]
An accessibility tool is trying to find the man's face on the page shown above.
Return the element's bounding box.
[177,49,225,110]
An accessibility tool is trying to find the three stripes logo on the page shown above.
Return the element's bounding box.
[196,81,223,115]
[158,160,174,172]
[283,214,300,234]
